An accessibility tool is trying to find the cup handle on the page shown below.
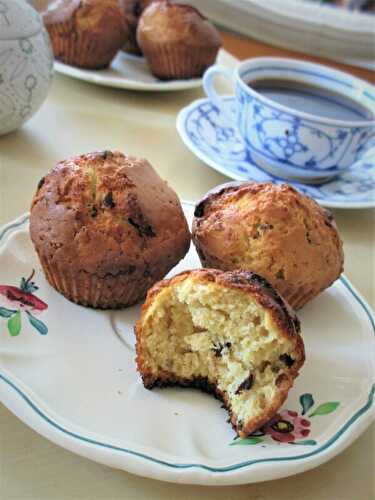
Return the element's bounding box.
[203,65,236,125]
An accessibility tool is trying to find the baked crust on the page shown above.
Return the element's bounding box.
[192,182,344,310]
[42,0,129,69]
[136,268,305,437]
[30,151,190,308]
[136,1,221,79]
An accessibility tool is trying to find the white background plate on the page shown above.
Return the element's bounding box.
[0,204,374,485]
[54,50,231,92]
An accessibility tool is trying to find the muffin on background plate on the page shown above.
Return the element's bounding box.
[119,0,157,55]
[137,1,221,80]
[41,0,129,69]
[192,182,344,310]
[136,268,305,437]
[29,151,190,309]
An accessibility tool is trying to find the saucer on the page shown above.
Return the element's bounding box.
[176,96,375,209]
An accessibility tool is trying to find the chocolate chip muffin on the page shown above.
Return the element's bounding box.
[30,151,190,308]
[137,1,221,79]
[192,183,344,310]
[136,269,305,437]
[42,0,129,69]
[119,0,157,55]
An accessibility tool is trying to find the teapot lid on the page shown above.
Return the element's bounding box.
[0,0,42,40]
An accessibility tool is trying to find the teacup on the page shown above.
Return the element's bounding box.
[203,57,375,183]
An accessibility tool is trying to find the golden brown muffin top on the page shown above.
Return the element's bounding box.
[192,182,344,305]
[42,0,128,35]
[137,0,221,48]
[30,151,190,277]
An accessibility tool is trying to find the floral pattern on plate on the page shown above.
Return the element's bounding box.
[0,269,48,336]
[231,392,340,446]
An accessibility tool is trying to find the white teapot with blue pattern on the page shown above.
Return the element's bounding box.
[0,0,53,135]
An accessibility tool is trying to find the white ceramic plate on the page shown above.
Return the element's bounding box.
[54,49,230,92]
[0,204,374,485]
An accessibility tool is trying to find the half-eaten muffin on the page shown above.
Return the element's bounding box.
[136,269,305,437]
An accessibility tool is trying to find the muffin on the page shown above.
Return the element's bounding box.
[119,0,157,55]
[41,0,129,69]
[136,1,221,80]
[29,151,190,309]
[192,183,344,310]
[136,269,305,437]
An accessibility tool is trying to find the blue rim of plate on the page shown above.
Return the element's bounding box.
[176,97,375,209]
[0,213,374,474]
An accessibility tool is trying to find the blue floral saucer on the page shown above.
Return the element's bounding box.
[177,97,375,209]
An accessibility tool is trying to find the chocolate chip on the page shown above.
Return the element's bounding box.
[103,191,116,208]
[279,354,294,367]
[212,341,231,357]
[101,150,112,160]
[143,267,151,278]
[259,361,270,373]
[132,1,142,16]
[275,269,285,280]
[37,177,45,190]
[259,223,273,231]
[213,346,222,357]
[235,373,254,395]
[90,206,98,217]
[128,217,155,238]
[194,201,205,218]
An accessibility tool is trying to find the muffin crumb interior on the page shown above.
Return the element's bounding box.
[140,279,297,427]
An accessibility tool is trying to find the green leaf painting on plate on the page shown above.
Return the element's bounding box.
[230,437,264,446]
[300,393,314,415]
[228,392,340,447]
[26,311,48,335]
[0,306,17,318]
[309,402,340,417]
[7,311,21,336]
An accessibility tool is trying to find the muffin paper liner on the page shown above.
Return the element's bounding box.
[282,284,318,310]
[47,21,120,69]
[38,253,149,309]
[141,43,219,80]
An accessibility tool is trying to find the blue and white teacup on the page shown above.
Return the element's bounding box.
[203,58,375,183]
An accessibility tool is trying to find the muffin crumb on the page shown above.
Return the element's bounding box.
[135,269,304,437]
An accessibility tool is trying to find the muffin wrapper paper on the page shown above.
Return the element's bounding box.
[38,253,148,309]
[142,42,219,80]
